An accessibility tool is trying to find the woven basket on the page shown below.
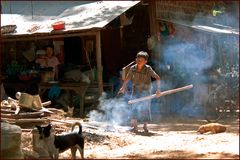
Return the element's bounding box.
[40,71,54,82]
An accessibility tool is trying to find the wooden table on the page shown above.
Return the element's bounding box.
[38,82,89,118]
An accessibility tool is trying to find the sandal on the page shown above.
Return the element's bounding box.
[129,127,138,133]
[143,127,149,133]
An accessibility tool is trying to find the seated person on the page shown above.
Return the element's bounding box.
[45,45,60,80]
[35,50,47,68]
[35,45,60,80]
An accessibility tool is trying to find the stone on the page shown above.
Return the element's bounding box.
[1,122,24,159]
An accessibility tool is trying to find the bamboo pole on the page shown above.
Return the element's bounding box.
[128,84,193,104]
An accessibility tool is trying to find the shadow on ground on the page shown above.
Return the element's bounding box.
[147,116,239,134]
[123,150,239,159]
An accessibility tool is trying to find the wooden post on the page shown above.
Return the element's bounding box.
[148,0,158,36]
[96,31,103,94]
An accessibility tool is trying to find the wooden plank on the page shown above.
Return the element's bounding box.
[14,118,49,123]
[1,109,15,114]
[1,111,45,119]
[1,117,16,122]
[2,29,101,42]
[42,101,51,107]
[1,118,49,124]
[43,118,72,124]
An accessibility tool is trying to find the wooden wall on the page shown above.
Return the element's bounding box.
[156,1,217,22]
[100,4,151,82]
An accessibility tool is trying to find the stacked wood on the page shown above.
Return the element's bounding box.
[0,92,52,127]
[1,111,45,119]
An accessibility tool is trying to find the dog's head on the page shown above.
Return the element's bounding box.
[197,125,206,134]
[36,123,52,139]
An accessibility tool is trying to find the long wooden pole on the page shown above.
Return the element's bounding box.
[96,31,103,94]
[128,84,193,104]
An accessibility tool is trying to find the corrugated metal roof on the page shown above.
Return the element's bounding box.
[1,1,140,36]
[167,19,239,35]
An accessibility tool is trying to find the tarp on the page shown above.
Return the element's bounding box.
[1,1,140,36]
[169,19,239,35]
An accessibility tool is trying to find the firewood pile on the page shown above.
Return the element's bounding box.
[0,92,58,128]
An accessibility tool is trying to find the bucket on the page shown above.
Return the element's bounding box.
[18,93,43,109]
[32,95,43,110]
[18,93,33,108]
[40,71,54,82]
[52,21,65,30]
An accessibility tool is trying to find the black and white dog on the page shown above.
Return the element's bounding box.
[36,122,84,159]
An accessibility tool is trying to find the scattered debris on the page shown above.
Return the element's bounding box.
[0,92,57,127]
[27,24,41,33]
[1,25,17,34]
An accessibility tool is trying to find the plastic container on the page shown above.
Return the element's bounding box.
[52,21,65,30]
[19,75,31,81]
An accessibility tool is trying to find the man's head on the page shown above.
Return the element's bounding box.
[136,51,148,67]
[45,44,55,57]
[136,51,149,61]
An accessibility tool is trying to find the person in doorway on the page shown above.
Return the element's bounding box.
[118,51,161,133]
[35,49,47,68]
[45,44,60,80]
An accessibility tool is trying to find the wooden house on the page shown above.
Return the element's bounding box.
[0,1,145,117]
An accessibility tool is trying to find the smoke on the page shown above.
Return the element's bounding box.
[163,41,215,79]
[153,11,239,117]
[156,33,216,117]
[88,92,132,125]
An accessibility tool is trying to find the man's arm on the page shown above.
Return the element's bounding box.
[149,66,161,94]
[118,74,130,94]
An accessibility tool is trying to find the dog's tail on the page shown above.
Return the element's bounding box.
[71,122,82,134]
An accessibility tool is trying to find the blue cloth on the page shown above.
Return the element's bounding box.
[48,84,60,99]
[131,90,151,122]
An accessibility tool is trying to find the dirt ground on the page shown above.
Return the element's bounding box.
[21,115,239,159]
